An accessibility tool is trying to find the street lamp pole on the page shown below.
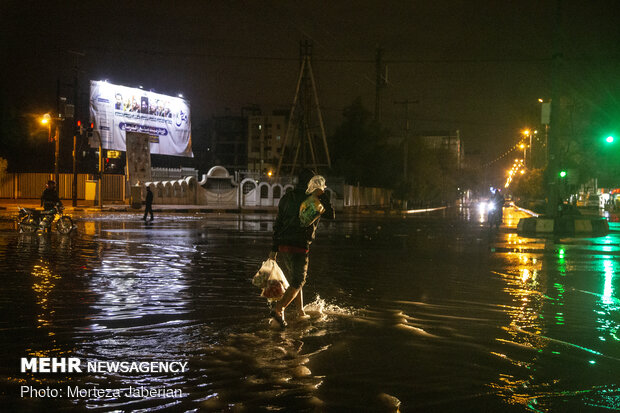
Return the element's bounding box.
[42,113,62,186]
[54,124,60,185]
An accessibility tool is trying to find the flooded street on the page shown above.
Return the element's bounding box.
[1,206,619,412]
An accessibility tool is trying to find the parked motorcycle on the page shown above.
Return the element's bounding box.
[17,204,73,234]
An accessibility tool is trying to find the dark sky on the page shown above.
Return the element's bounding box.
[3,0,620,170]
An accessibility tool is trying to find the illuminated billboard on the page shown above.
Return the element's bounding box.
[89,80,192,157]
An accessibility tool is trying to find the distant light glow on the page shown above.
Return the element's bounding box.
[606,136,614,143]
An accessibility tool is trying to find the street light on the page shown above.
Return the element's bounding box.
[40,113,62,185]
[522,129,536,168]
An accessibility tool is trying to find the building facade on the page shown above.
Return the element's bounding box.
[247,113,287,174]
[418,130,464,170]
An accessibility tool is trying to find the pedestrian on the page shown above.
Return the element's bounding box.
[41,180,61,211]
[492,189,505,220]
[268,169,335,328]
[143,186,154,221]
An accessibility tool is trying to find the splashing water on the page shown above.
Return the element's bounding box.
[303,294,357,317]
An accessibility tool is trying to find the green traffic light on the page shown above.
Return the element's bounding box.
[606,135,614,143]
[559,171,567,178]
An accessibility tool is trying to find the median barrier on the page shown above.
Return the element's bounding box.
[517,216,609,236]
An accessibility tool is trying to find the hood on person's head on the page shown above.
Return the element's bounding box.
[296,168,316,191]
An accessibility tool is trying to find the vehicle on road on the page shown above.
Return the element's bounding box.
[17,204,73,234]
[487,202,502,229]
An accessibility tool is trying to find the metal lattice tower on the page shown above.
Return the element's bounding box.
[276,40,331,178]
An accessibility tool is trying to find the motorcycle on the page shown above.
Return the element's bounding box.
[18,204,74,234]
[487,201,502,229]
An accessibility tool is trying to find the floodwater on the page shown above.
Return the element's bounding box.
[0,206,619,412]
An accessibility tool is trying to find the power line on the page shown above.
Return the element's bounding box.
[84,45,620,64]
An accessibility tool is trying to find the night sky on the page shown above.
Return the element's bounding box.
[3,0,620,172]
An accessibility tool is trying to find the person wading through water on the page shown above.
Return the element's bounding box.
[269,168,335,328]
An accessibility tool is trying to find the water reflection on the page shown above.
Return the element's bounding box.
[489,225,620,411]
[31,260,61,330]
[596,257,619,344]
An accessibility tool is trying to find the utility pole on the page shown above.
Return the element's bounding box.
[546,0,564,217]
[55,79,61,186]
[54,125,60,186]
[70,52,82,207]
[374,47,387,122]
[394,99,418,209]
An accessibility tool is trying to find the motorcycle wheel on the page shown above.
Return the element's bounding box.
[19,216,37,233]
[57,216,73,234]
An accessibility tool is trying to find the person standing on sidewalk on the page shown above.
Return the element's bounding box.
[268,169,335,328]
[143,186,154,221]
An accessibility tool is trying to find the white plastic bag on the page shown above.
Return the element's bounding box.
[252,259,274,287]
[252,259,289,301]
[305,175,326,195]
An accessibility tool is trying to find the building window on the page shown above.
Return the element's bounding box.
[273,186,281,199]
[260,185,269,199]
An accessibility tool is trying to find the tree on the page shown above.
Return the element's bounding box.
[513,168,545,200]
[329,97,397,187]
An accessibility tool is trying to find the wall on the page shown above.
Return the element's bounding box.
[0,173,125,201]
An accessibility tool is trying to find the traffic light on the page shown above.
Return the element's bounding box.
[605,135,614,143]
[559,170,567,178]
[76,120,84,135]
[86,123,94,138]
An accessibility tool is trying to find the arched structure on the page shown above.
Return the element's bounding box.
[197,166,238,208]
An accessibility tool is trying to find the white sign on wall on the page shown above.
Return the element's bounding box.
[89,80,193,157]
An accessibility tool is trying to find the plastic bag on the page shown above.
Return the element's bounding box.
[299,194,325,227]
[252,259,289,301]
[305,175,326,195]
[252,259,274,287]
